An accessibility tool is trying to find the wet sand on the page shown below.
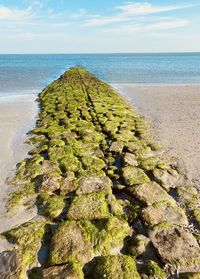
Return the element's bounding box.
[112,84,200,190]
[0,95,38,236]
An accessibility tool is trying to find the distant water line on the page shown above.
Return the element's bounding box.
[0,53,200,98]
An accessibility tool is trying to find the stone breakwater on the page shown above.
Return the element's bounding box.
[0,67,199,279]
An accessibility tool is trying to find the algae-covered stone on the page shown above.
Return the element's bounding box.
[177,185,200,210]
[128,234,150,257]
[123,152,138,167]
[67,192,110,220]
[13,155,44,184]
[179,273,200,279]
[79,217,131,256]
[139,156,159,171]
[89,255,140,279]
[49,218,131,266]
[123,166,150,186]
[43,262,84,279]
[49,220,93,265]
[40,171,61,194]
[109,141,124,153]
[60,171,76,195]
[142,202,188,226]
[149,222,200,272]
[128,182,175,206]
[141,261,167,279]
[76,176,112,195]
[3,218,46,278]
[153,168,181,191]
[39,193,66,220]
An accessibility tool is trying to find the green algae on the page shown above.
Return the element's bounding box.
[88,255,141,279]
[123,166,150,186]
[67,192,111,221]
[3,219,47,279]
[142,261,166,279]
[7,182,36,210]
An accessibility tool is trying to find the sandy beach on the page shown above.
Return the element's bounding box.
[0,95,38,236]
[113,84,200,190]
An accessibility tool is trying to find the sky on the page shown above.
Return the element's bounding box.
[0,0,200,53]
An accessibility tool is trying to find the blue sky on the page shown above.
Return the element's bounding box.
[0,0,200,53]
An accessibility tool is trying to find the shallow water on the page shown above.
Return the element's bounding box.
[0,53,200,99]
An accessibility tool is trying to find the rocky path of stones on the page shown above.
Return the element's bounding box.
[0,67,199,279]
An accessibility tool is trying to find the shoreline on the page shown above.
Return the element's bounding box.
[0,95,38,235]
[112,83,200,191]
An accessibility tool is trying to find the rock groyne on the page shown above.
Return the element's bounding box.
[1,67,200,278]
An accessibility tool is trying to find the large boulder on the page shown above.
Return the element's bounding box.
[153,168,181,191]
[127,182,175,206]
[123,153,138,167]
[67,192,111,220]
[88,255,141,279]
[49,221,93,265]
[49,218,131,265]
[149,222,200,272]
[76,176,112,195]
[109,141,124,153]
[42,262,84,279]
[123,166,150,186]
[40,171,61,194]
[142,202,188,226]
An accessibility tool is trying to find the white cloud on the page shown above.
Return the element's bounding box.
[84,2,194,27]
[0,5,32,21]
[104,19,189,33]
[116,2,190,16]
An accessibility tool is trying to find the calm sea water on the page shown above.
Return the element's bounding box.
[0,53,200,97]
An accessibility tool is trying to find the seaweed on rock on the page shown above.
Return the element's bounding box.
[1,67,199,279]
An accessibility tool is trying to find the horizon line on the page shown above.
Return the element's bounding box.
[0,51,200,55]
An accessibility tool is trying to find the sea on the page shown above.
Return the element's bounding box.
[0,53,200,98]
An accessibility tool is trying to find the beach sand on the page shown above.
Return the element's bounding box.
[0,95,38,237]
[113,84,200,190]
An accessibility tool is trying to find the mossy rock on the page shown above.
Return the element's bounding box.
[76,176,112,195]
[123,152,138,167]
[179,273,200,279]
[7,182,37,210]
[49,218,131,266]
[79,217,131,256]
[67,192,111,220]
[42,261,84,279]
[13,155,44,184]
[128,234,150,257]
[40,171,61,194]
[60,171,76,195]
[3,219,47,278]
[142,201,188,226]
[148,222,200,272]
[88,255,140,279]
[128,182,176,206]
[153,168,181,191]
[49,220,92,265]
[109,141,124,153]
[122,166,150,186]
[38,193,66,220]
[141,261,166,279]
[81,155,106,172]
